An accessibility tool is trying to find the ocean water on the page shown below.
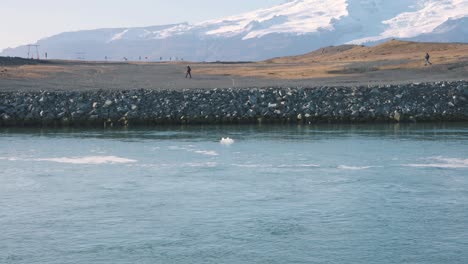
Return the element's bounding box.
[1,124,467,264]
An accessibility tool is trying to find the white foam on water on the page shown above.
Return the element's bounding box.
[186,162,218,168]
[337,165,374,170]
[168,146,185,150]
[231,163,271,168]
[168,145,219,156]
[231,163,320,168]
[168,146,194,151]
[193,150,219,156]
[405,157,468,169]
[0,157,21,161]
[90,148,107,154]
[34,156,137,165]
[1,155,137,165]
[277,164,320,168]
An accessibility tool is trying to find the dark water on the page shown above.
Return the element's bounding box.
[1,124,467,264]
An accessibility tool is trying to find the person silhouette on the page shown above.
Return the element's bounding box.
[425,53,432,66]
[185,65,192,78]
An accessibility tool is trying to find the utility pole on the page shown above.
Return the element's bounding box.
[27,45,40,59]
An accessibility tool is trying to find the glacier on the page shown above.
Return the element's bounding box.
[1,0,467,61]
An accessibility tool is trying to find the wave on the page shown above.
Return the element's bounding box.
[231,164,268,168]
[405,157,468,169]
[277,164,320,168]
[0,156,137,165]
[168,145,219,156]
[193,150,219,156]
[186,162,218,168]
[35,156,137,165]
[0,157,21,161]
[337,165,375,170]
[231,163,320,169]
[128,162,218,168]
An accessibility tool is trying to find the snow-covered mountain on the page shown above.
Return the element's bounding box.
[2,0,467,61]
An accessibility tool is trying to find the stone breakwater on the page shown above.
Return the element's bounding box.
[1,81,467,127]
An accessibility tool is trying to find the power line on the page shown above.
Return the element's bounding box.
[27,45,40,59]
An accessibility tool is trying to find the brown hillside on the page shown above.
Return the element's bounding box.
[268,40,468,65]
[196,40,468,79]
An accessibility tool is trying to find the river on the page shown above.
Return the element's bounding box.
[1,124,467,263]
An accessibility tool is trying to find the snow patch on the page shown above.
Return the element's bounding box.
[203,0,348,39]
[109,29,129,42]
[4,0,468,61]
[351,0,468,43]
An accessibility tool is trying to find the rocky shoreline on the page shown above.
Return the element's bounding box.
[1,81,467,127]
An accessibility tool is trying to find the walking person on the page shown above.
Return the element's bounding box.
[185,65,192,79]
[425,52,432,66]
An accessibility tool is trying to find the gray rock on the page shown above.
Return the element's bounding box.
[0,81,467,126]
[2,114,10,121]
[104,100,113,107]
[394,111,402,122]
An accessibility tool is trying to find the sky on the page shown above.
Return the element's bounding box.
[0,0,284,51]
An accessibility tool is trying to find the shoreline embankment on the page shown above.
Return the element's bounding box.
[1,81,467,127]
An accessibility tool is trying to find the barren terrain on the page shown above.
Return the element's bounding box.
[1,40,467,92]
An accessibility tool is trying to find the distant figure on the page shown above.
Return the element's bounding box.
[185,65,192,79]
[425,52,432,66]
[45,52,48,59]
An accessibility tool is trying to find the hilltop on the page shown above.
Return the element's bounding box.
[2,0,467,61]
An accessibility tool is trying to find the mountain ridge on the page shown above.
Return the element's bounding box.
[2,0,467,61]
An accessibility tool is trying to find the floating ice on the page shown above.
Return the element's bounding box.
[220,137,235,145]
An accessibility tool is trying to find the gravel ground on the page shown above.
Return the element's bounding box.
[0,60,467,92]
